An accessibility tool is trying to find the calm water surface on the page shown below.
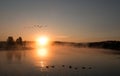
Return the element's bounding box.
[0,45,120,76]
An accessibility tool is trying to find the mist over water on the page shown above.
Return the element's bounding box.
[0,45,120,76]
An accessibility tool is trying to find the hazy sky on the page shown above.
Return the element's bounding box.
[0,0,120,42]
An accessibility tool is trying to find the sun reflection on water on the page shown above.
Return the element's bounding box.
[40,61,45,67]
[37,48,48,57]
[35,46,49,71]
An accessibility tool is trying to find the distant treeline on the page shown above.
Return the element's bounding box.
[53,41,120,51]
[88,41,120,50]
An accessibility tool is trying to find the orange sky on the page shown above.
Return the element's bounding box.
[0,0,120,42]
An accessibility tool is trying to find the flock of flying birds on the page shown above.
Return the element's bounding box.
[34,25,47,29]
[24,25,47,33]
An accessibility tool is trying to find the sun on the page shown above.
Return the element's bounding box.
[36,36,49,46]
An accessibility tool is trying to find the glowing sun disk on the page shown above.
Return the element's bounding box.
[37,36,49,46]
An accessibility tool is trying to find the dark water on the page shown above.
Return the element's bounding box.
[0,45,120,76]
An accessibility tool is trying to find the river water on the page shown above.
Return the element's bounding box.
[0,45,120,76]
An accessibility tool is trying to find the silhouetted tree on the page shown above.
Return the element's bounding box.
[7,36,15,47]
[16,37,23,45]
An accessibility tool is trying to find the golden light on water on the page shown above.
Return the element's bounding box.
[37,48,48,57]
[40,61,45,67]
[34,47,49,69]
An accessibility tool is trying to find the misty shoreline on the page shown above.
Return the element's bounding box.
[0,40,120,51]
[53,41,120,51]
